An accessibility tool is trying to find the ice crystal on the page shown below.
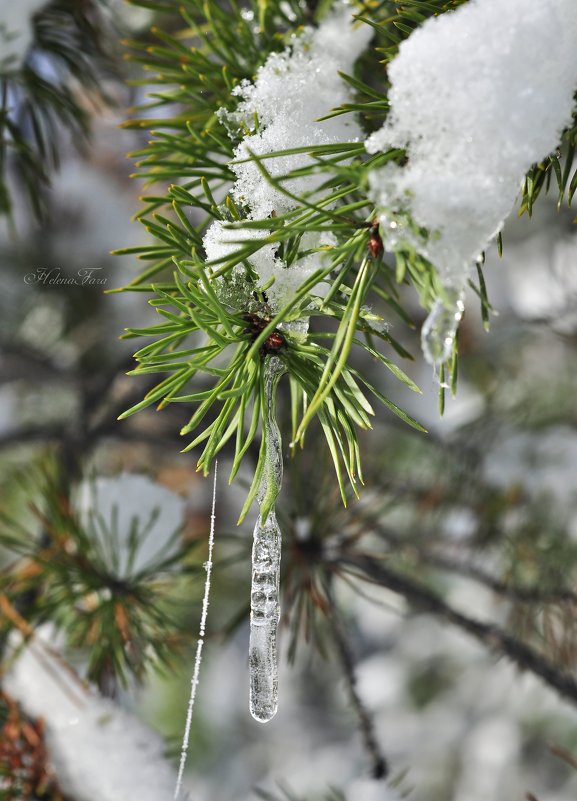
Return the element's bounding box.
[174,464,218,800]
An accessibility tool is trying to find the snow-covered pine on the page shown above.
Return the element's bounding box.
[204,3,372,312]
[366,0,577,367]
[4,630,177,801]
[204,4,375,723]
[75,473,186,578]
[249,357,285,723]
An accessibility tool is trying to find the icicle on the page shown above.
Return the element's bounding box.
[421,287,465,368]
[249,356,285,723]
[174,462,218,801]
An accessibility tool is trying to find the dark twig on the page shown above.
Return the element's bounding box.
[423,552,577,606]
[342,555,577,708]
[0,425,68,451]
[370,522,577,606]
[324,578,389,780]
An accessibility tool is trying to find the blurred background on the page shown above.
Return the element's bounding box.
[2,3,577,801]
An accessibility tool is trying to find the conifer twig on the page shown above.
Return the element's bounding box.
[343,555,577,708]
[324,579,389,780]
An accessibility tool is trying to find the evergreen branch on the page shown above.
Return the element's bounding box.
[324,578,389,780]
[343,554,577,709]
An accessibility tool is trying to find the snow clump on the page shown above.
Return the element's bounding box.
[366,0,577,364]
[74,473,186,579]
[5,631,178,801]
[204,4,372,311]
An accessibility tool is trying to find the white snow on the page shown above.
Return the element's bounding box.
[74,473,186,579]
[0,0,48,71]
[345,778,404,801]
[205,4,372,310]
[366,0,577,362]
[223,6,371,219]
[4,631,177,801]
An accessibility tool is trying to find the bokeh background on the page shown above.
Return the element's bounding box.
[2,3,577,801]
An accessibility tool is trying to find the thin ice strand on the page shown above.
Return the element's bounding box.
[174,461,218,801]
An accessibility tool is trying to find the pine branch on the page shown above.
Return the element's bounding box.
[342,554,577,709]
[324,578,389,780]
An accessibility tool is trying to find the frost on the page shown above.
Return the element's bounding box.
[74,473,186,579]
[174,464,218,800]
[0,0,48,71]
[5,630,177,801]
[366,0,577,364]
[205,5,372,311]
[205,220,336,311]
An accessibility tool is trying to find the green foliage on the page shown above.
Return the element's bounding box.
[0,0,116,220]
[116,0,437,510]
[255,785,346,801]
[520,129,577,217]
[116,0,577,516]
[0,469,201,691]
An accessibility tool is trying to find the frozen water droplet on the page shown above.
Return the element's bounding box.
[422,289,465,367]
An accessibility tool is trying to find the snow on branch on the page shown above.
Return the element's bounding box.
[366,0,577,364]
[5,630,177,801]
[204,4,372,311]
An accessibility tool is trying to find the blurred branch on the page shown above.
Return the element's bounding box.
[0,424,68,451]
[369,521,577,606]
[324,579,388,780]
[342,554,577,708]
[0,340,76,379]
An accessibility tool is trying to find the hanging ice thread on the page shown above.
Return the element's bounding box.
[174,461,218,801]
[249,356,285,723]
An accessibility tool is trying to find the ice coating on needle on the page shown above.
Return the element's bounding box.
[249,509,282,722]
[421,289,465,367]
[366,0,577,363]
[249,356,285,723]
[204,5,372,310]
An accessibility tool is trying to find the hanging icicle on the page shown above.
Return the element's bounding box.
[249,356,285,723]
